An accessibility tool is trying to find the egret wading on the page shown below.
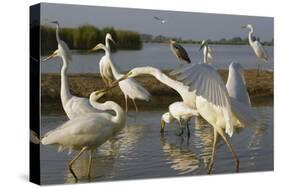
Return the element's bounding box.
[114,64,255,173]
[242,24,268,75]
[91,43,151,113]
[41,87,126,182]
[200,40,213,64]
[161,102,199,138]
[169,40,191,64]
[42,21,101,119]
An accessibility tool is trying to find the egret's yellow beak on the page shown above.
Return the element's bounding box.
[160,119,165,133]
[42,50,58,62]
[91,45,100,52]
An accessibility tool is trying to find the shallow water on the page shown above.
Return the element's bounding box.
[41,43,274,73]
[40,105,273,185]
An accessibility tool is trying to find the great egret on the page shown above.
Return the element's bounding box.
[42,21,101,119]
[41,88,126,181]
[98,33,116,87]
[91,43,151,112]
[115,64,256,173]
[161,101,199,137]
[242,24,268,74]
[154,16,167,24]
[169,40,191,64]
[200,40,213,64]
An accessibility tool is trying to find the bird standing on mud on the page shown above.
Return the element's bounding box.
[169,40,191,64]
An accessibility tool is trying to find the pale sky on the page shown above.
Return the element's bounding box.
[40,3,273,41]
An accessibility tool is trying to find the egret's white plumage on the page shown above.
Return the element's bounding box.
[226,62,251,105]
[123,64,257,173]
[98,33,116,86]
[42,90,126,181]
[200,40,213,64]
[43,21,101,119]
[243,24,268,74]
[92,43,151,112]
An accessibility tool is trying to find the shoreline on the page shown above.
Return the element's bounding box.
[41,70,273,114]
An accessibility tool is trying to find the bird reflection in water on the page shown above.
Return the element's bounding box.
[160,133,199,175]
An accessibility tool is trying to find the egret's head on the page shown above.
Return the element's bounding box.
[90,89,107,101]
[199,40,208,51]
[91,43,106,52]
[169,40,176,44]
[242,24,253,30]
[161,112,173,133]
[106,33,116,45]
[50,20,59,26]
[229,62,244,76]
[42,49,59,62]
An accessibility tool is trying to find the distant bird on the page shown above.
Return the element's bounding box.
[91,43,151,113]
[98,33,116,87]
[161,101,199,138]
[169,40,191,64]
[154,16,167,24]
[200,40,213,64]
[242,24,268,75]
[42,21,101,119]
[42,88,126,182]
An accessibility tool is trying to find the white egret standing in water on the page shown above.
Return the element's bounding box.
[91,43,151,112]
[42,88,126,182]
[42,21,101,119]
[161,102,199,137]
[242,24,268,75]
[115,63,256,173]
[200,40,213,64]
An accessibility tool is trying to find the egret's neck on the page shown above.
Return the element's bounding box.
[60,56,72,106]
[203,45,209,64]
[137,67,191,100]
[90,99,126,126]
[105,37,111,51]
[248,28,254,45]
[103,48,123,79]
[55,24,60,44]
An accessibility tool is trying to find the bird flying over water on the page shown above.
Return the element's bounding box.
[154,16,167,24]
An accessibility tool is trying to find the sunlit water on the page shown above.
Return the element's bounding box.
[41,43,273,73]
[40,105,273,185]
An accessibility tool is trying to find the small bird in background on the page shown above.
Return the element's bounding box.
[242,24,268,75]
[169,40,191,64]
[200,40,213,64]
[154,16,167,24]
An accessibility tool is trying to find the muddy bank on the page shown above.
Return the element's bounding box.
[41,70,273,114]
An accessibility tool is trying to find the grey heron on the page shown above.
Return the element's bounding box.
[169,40,191,64]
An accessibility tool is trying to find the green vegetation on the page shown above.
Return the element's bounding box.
[141,34,274,46]
[41,25,142,53]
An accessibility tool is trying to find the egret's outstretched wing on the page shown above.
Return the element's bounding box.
[173,64,234,136]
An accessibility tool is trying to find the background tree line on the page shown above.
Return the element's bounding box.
[41,25,142,53]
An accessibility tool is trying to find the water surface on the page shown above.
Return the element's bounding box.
[40,105,273,185]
